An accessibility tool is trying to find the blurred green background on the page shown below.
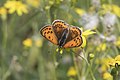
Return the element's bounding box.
[0,0,120,80]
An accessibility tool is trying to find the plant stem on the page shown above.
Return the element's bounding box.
[79,50,96,80]
[71,50,81,80]
[52,48,57,80]
[2,19,7,54]
[38,50,46,80]
[71,50,96,80]
[1,19,8,80]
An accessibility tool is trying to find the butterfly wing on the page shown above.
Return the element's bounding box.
[63,26,83,48]
[40,25,58,45]
[52,20,69,40]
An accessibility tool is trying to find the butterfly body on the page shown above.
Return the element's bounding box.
[40,20,83,48]
[58,28,69,47]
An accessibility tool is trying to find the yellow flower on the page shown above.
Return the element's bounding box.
[75,8,85,16]
[0,7,7,15]
[35,38,43,47]
[108,55,120,67]
[114,55,120,65]
[67,66,77,77]
[80,28,96,47]
[103,72,113,80]
[26,0,40,8]
[114,37,120,48]
[97,43,107,52]
[115,55,120,61]
[114,41,120,47]
[112,5,120,17]
[100,58,111,72]
[101,64,108,72]
[4,1,28,16]
[0,7,7,20]
[23,38,32,47]
[81,36,86,48]
[102,4,112,12]
[108,58,116,67]
[101,4,120,17]
[82,29,96,37]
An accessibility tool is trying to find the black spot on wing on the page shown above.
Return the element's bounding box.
[48,36,51,39]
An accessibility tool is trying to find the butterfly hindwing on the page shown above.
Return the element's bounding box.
[52,20,69,40]
[63,26,83,48]
[40,25,58,45]
[65,26,82,43]
[63,35,82,48]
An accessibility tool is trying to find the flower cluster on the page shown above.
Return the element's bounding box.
[109,55,120,67]
[0,0,40,17]
[101,4,120,17]
[23,37,43,48]
[4,1,28,16]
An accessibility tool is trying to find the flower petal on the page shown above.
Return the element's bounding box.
[82,29,96,37]
[81,36,86,48]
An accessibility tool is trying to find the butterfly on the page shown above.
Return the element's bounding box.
[40,20,83,48]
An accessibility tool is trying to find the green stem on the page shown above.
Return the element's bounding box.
[116,18,120,33]
[71,50,81,80]
[79,54,96,80]
[71,50,96,80]
[2,19,7,53]
[2,68,11,80]
[1,19,8,80]
[52,48,57,80]
[46,8,51,24]
[38,50,46,80]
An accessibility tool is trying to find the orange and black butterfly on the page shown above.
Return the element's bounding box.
[40,20,83,48]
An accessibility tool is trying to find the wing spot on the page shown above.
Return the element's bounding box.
[49,28,51,30]
[71,44,73,46]
[75,40,77,43]
[48,36,51,39]
[50,31,53,33]
[44,32,46,35]
[47,32,49,34]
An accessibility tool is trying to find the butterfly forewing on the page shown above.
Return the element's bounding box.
[40,25,58,45]
[63,27,83,48]
[52,20,69,40]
